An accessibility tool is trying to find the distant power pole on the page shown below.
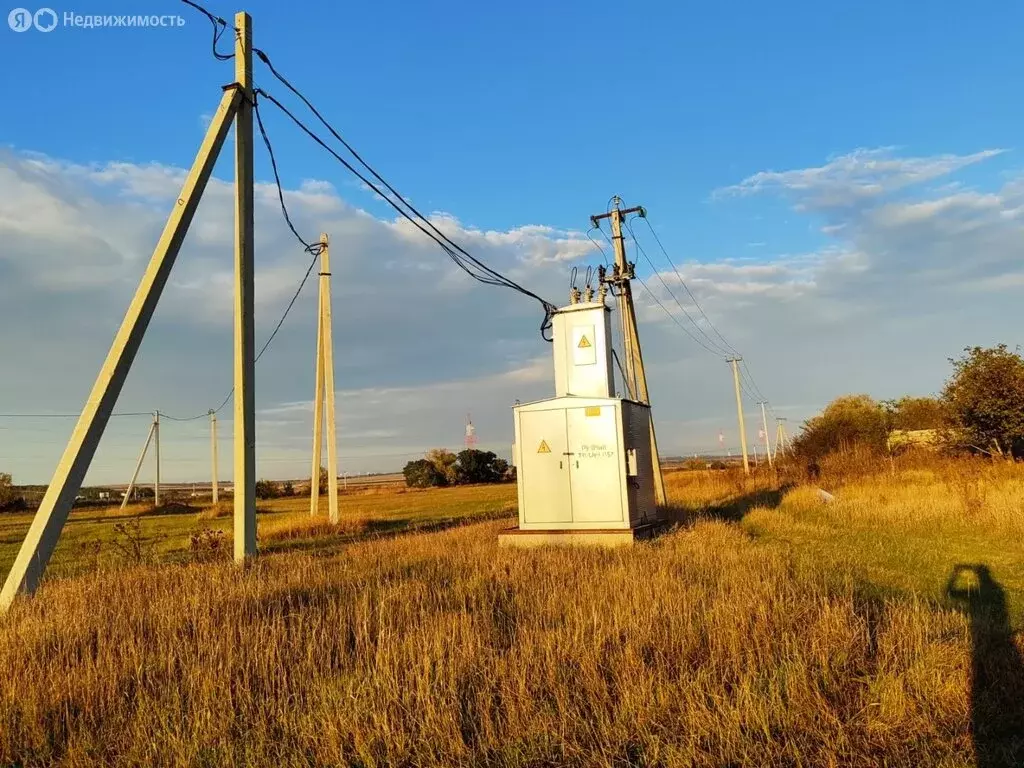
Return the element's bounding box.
[727,358,750,474]
[153,411,161,506]
[310,233,339,522]
[209,410,219,504]
[775,417,790,460]
[759,401,774,470]
[121,417,158,510]
[592,197,666,505]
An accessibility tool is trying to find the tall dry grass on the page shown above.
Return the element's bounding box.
[0,516,984,766]
[1,457,1020,765]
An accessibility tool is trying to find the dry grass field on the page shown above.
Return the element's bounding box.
[0,458,1022,766]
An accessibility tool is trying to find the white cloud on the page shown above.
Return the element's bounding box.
[716,147,1005,210]
[3,145,1024,485]
[0,150,588,483]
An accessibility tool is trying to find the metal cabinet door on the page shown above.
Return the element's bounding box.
[519,409,572,526]
[566,405,624,524]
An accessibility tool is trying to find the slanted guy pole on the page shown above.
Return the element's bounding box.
[309,234,339,521]
[0,78,242,611]
[120,419,157,511]
[728,358,751,475]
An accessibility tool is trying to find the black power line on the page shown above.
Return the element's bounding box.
[632,213,778,414]
[253,97,324,258]
[0,412,151,419]
[624,225,730,358]
[638,215,740,358]
[180,0,557,338]
[180,0,235,61]
[160,248,320,422]
[252,88,557,339]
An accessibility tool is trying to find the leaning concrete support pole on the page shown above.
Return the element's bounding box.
[0,86,241,611]
[120,420,156,511]
[320,234,340,524]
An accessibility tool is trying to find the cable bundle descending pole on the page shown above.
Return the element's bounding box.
[250,87,558,339]
[180,0,560,339]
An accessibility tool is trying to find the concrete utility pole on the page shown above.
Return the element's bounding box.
[233,11,256,563]
[310,253,325,516]
[120,419,157,510]
[759,400,774,469]
[309,234,339,522]
[775,417,789,460]
[592,198,667,506]
[210,410,219,504]
[728,358,750,474]
[0,11,253,612]
[153,411,161,507]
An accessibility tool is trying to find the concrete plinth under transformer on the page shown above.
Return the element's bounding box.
[497,522,665,549]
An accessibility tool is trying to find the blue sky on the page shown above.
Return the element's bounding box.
[2,0,1023,483]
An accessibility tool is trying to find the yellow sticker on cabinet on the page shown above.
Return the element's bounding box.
[536,439,551,454]
[585,406,601,417]
[577,335,592,349]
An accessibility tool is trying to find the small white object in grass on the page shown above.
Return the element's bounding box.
[817,489,835,504]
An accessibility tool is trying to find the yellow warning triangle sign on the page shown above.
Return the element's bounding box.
[577,335,592,349]
[537,439,551,454]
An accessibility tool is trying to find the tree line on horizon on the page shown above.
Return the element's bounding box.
[403,449,512,489]
[792,344,1024,461]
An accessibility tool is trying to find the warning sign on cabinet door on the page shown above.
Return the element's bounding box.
[572,325,597,366]
[537,440,551,453]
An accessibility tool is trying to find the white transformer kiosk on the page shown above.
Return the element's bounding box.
[504,299,660,543]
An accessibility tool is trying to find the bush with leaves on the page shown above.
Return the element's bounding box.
[254,479,279,500]
[0,472,24,512]
[943,344,1024,458]
[792,395,889,461]
[455,449,507,484]
[425,449,458,486]
[882,396,949,431]
[403,459,446,488]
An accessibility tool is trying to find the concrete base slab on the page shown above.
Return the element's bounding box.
[497,522,666,549]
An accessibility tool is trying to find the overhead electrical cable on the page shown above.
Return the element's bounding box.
[625,220,732,358]
[633,277,728,357]
[631,213,780,413]
[181,0,557,334]
[180,0,235,60]
[252,88,558,338]
[0,412,151,419]
[638,215,741,358]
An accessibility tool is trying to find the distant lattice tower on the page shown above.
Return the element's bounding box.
[465,414,478,450]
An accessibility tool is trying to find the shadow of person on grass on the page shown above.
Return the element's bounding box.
[946,564,1024,768]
